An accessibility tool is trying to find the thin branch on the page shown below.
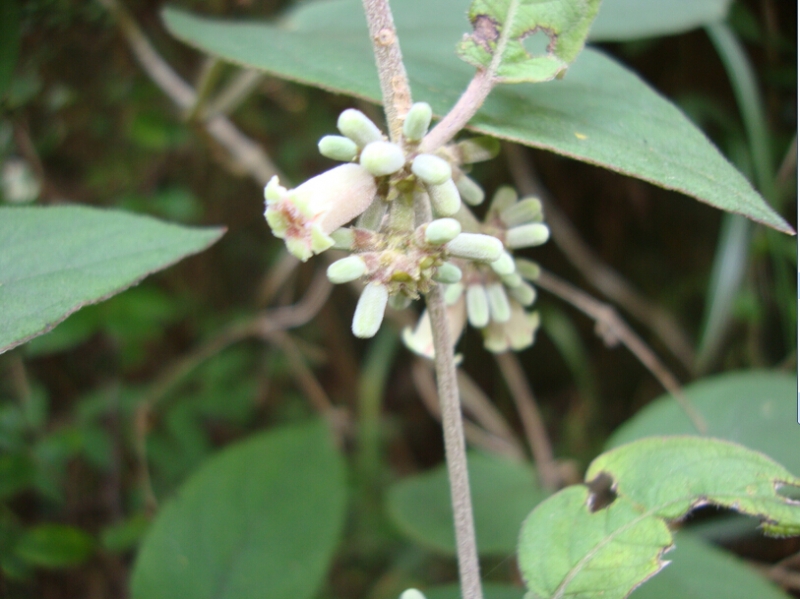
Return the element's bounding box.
[412,360,525,460]
[360,0,413,141]
[204,70,264,119]
[494,352,559,491]
[427,285,484,599]
[504,143,696,369]
[97,0,283,186]
[536,269,707,433]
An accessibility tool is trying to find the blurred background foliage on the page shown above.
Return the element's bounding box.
[0,0,796,597]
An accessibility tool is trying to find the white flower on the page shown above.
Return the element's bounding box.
[264,164,377,261]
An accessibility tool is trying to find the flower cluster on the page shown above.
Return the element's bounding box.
[263,104,550,351]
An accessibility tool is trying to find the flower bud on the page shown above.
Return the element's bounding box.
[400,590,428,599]
[506,223,550,249]
[483,304,540,353]
[515,258,541,281]
[337,109,383,147]
[501,273,523,288]
[443,282,464,305]
[264,165,376,261]
[466,284,490,328]
[327,255,367,284]
[508,281,537,306]
[330,228,355,250]
[412,154,451,186]
[433,261,463,284]
[490,251,515,276]
[360,141,406,176]
[318,135,359,162]
[352,283,389,338]
[389,294,413,310]
[488,186,518,215]
[486,283,511,323]
[446,233,503,262]
[425,218,461,245]
[500,197,543,227]
[402,103,432,141]
[456,136,500,163]
[455,175,485,206]
[426,179,461,216]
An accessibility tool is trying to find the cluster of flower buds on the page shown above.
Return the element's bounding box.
[263,105,550,350]
[403,186,549,355]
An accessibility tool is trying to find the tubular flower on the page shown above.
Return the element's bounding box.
[264,164,377,262]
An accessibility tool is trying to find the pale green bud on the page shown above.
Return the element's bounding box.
[486,283,511,323]
[318,135,358,162]
[506,223,550,249]
[433,262,463,284]
[400,590,427,599]
[501,272,523,288]
[446,233,503,262]
[490,251,515,276]
[489,186,518,215]
[466,284,490,328]
[426,179,461,216]
[360,141,406,176]
[508,281,536,306]
[501,197,543,227]
[330,228,355,250]
[402,103,432,141]
[337,108,383,147]
[412,154,451,186]
[455,175,485,206]
[456,136,500,163]
[352,283,389,338]
[443,282,464,305]
[425,218,461,245]
[515,258,541,281]
[389,294,413,310]
[327,256,367,284]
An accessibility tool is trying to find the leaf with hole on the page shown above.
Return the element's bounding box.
[0,206,224,354]
[456,0,602,83]
[518,437,800,599]
[162,0,790,234]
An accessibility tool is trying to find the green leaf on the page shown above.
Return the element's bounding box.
[386,452,546,555]
[0,206,224,354]
[456,0,602,83]
[14,524,94,568]
[131,420,347,599]
[589,0,733,42]
[630,533,791,599]
[162,1,791,234]
[518,437,800,599]
[606,371,800,476]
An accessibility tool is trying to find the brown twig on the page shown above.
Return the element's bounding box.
[494,352,559,491]
[535,269,707,433]
[504,143,696,369]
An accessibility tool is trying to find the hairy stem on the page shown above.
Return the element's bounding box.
[361,0,413,141]
[428,285,484,599]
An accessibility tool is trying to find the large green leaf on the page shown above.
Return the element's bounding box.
[518,437,800,599]
[606,371,800,476]
[131,420,347,599]
[456,0,601,83]
[630,533,790,599]
[162,1,790,234]
[386,452,546,555]
[0,206,224,354]
[589,0,733,42]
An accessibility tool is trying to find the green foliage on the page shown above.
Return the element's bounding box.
[0,206,224,353]
[0,0,20,98]
[13,524,94,569]
[387,452,547,555]
[456,0,602,83]
[518,437,800,599]
[131,420,347,599]
[163,1,789,233]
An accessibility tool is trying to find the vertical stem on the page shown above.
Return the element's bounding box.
[361,0,413,141]
[428,285,484,599]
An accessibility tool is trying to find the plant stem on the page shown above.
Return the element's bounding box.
[427,285,484,599]
[361,0,412,141]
